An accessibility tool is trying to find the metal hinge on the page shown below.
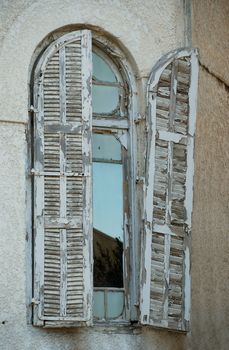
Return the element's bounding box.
[136,176,145,185]
[31,298,40,305]
[28,105,38,113]
[134,113,145,124]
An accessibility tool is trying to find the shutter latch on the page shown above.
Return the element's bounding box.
[28,105,38,113]
[31,298,40,305]
[136,176,145,185]
[134,113,145,124]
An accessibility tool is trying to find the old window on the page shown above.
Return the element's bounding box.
[91,48,131,322]
[31,29,198,330]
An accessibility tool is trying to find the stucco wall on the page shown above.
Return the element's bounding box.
[0,0,228,349]
[190,1,229,350]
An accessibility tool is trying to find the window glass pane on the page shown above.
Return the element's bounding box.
[92,52,117,83]
[107,291,124,319]
[93,291,105,319]
[93,148,124,288]
[92,134,121,161]
[93,162,123,242]
[92,85,119,114]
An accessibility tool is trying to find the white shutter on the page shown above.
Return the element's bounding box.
[32,30,93,327]
[140,48,198,331]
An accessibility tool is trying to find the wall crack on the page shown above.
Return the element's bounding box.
[199,60,229,92]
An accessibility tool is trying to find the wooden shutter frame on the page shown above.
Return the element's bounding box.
[32,30,93,327]
[140,48,199,331]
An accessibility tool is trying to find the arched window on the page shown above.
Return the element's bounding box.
[31,29,198,331]
[32,30,137,326]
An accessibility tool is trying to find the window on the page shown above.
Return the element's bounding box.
[31,29,198,331]
[91,48,131,322]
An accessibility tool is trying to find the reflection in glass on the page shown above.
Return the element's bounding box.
[93,133,124,289]
[93,162,123,288]
[93,163,123,241]
[92,52,117,83]
[92,85,119,114]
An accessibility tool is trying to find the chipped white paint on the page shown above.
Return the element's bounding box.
[148,48,194,92]
[162,233,171,328]
[153,224,176,236]
[140,48,199,331]
[184,245,191,322]
[59,47,67,317]
[188,50,199,137]
[158,130,187,144]
[140,92,156,324]
[81,29,93,323]
[33,30,93,326]
[92,118,128,129]
[114,130,128,150]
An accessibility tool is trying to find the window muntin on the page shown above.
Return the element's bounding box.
[92,49,127,118]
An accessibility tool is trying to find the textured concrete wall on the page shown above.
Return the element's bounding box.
[190,1,229,350]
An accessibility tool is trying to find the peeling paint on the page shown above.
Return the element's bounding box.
[140,49,198,332]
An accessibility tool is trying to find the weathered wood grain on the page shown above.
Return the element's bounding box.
[140,48,199,331]
[33,30,93,327]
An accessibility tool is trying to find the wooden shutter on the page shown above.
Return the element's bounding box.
[32,30,92,327]
[140,48,199,331]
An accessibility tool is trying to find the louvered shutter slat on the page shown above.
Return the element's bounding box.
[33,30,92,327]
[140,49,198,331]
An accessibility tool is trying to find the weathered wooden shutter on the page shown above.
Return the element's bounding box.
[140,48,198,331]
[33,30,92,327]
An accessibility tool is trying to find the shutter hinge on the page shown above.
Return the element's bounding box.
[134,113,145,124]
[136,176,145,184]
[31,298,40,305]
[28,105,38,113]
[143,219,152,231]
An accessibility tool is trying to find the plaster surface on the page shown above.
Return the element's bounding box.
[192,0,229,86]
[189,1,229,349]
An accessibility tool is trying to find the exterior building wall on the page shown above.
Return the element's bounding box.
[0,0,228,349]
[190,1,229,350]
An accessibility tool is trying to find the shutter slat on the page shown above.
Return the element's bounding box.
[140,48,198,331]
[33,30,92,327]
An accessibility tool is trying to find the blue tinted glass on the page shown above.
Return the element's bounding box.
[93,162,123,242]
[107,291,124,319]
[92,85,119,114]
[93,291,105,319]
[92,52,117,83]
[92,134,121,161]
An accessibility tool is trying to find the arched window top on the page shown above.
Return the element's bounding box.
[92,46,126,117]
[92,51,117,83]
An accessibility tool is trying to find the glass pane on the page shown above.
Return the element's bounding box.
[107,291,124,319]
[92,85,119,114]
[93,162,123,241]
[92,134,121,161]
[93,291,105,319]
[92,52,117,83]
[93,161,123,288]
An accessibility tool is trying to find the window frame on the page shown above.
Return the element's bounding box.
[27,30,140,325]
[91,41,139,323]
